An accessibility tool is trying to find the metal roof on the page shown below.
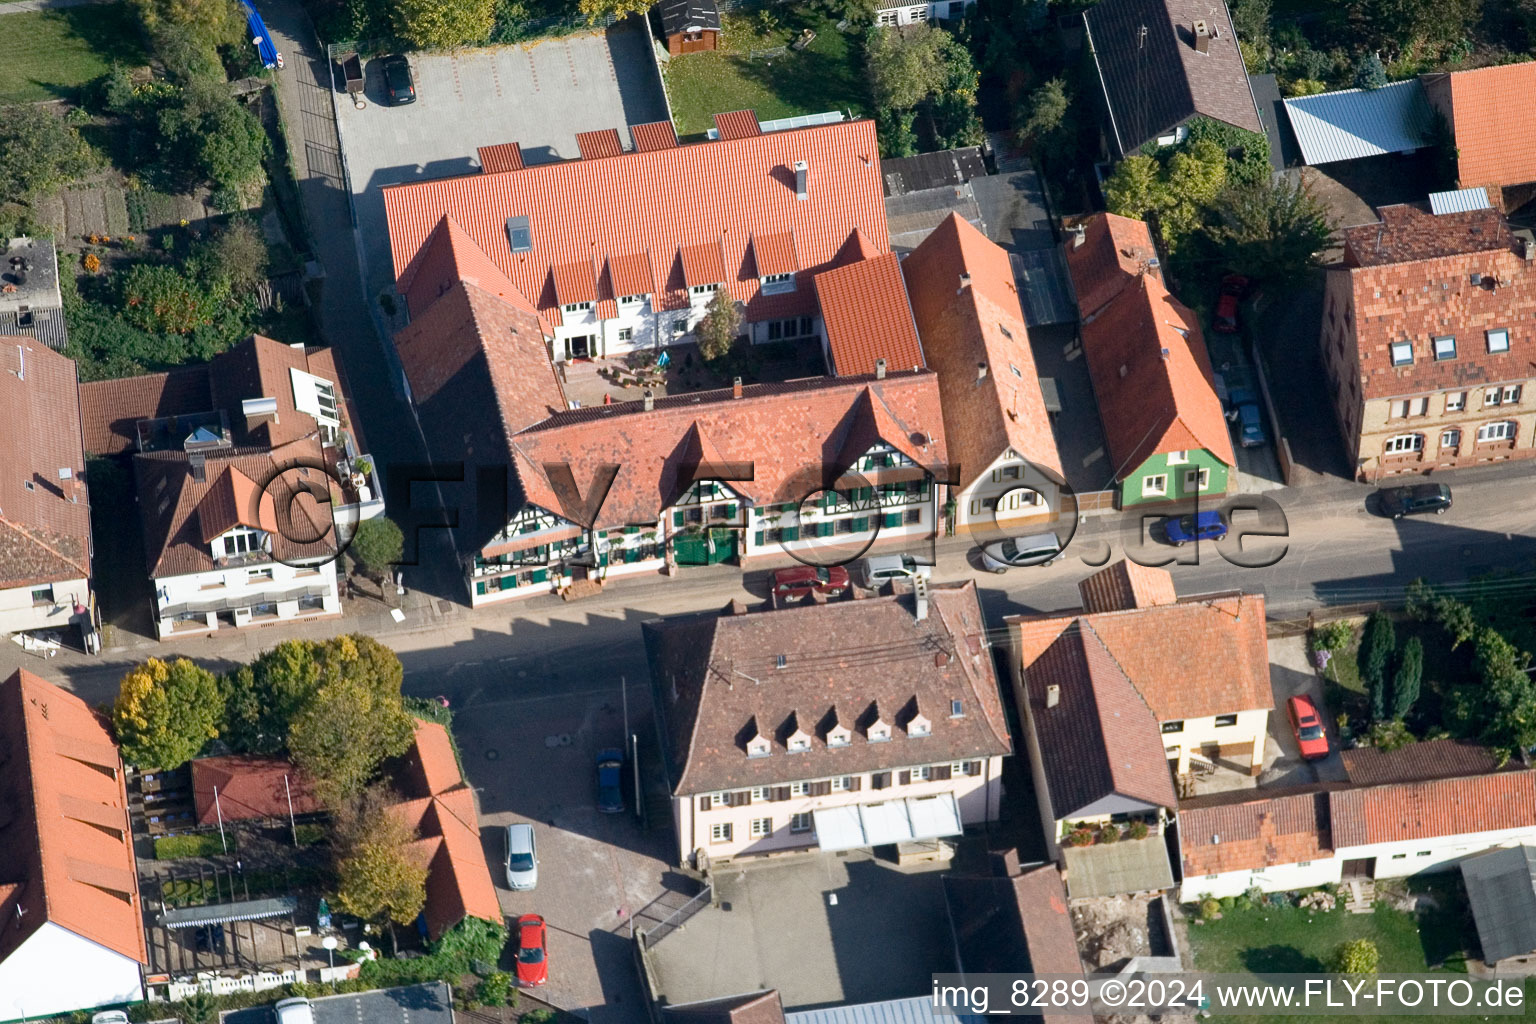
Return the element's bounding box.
[1429,186,1493,215]
[706,111,846,141]
[1283,80,1436,165]
[158,896,297,928]
[786,996,982,1024]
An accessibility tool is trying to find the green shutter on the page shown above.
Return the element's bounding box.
[725,503,737,518]
[781,502,796,513]
[624,526,639,535]
[821,522,835,537]
[476,580,487,595]
[822,491,838,509]
[783,525,800,541]
[883,511,901,528]
[530,568,548,583]
[851,516,870,532]
[672,509,684,528]
[754,530,765,546]
[599,551,610,567]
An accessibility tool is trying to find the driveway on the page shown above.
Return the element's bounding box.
[333,22,669,303]
[1261,634,1347,787]
[223,982,452,1024]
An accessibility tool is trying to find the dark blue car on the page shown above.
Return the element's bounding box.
[596,748,624,813]
[1163,509,1228,546]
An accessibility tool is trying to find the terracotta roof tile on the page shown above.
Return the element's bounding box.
[399,719,465,801]
[751,231,798,276]
[400,215,539,321]
[1341,739,1509,786]
[0,337,90,588]
[552,259,599,306]
[1085,0,1262,155]
[643,582,1011,794]
[713,110,761,140]
[79,366,214,455]
[1329,770,1536,848]
[1180,792,1331,876]
[576,128,625,160]
[815,252,925,376]
[1076,273,1235,470]
[1065,213,1160,319]
[1335,204,1536,401]
[192,755,321,824]
[632,121,680,152]
[901,214,1064,489]
[664,991,785,1024]
[679,240,728,287]
[383,120,888,329]
[1423,63,1536,190]
[1078,560,1178,613]
[0,669,146,966]
[477,143,525,173]
[608,252,656,298]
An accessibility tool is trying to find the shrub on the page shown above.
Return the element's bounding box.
[477,971,514,1007]
[1199,897,1221,920]
[1311,620,1354,653]
[1064,826,1095,847]
[1333,938,1380,973]
[1125,820,1150,840]
[1219,895,1236,911]
[1098,824,1121,844]
[294,823,328,846]
[521,1011,556,1024]
[83,252,102,273]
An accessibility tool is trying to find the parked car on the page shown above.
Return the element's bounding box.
[1212,274,1249,334]
[1162,509,1227,546]
[515,913,548,987]
[853,553,932,588]
[1287,695,1330,760]
[504,823,538,891]
[274,998,315,1024]
[92,1013,130,1024]
[381,55,416,105]
[596,748,624,813]
[1378,482,1452,519]
[1228,387,1267,448]
[771,564,850,601]
[980,533,1062,572]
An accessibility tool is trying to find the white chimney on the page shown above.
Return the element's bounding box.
[643,389,655,411]
[1192,19,1210,52]
[1072,225,1086,248]
[1046,684,1060,708]
[913,574,929,622]
[957,272,972,294]
[793,160,808,200]
[875,357,887,380]
[976,361,988,382]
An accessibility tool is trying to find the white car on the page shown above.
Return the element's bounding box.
[980,533,1062,572]
[505,822,538,890]
[91,1014,130,1024]
[274,997,315,1024]
[853,553,932,589]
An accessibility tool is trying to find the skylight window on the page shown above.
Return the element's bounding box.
[506,215,532,253]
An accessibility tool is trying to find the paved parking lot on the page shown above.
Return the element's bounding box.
[334,21,670,301]
[452,674,671,1024]
[223,982,452,1024]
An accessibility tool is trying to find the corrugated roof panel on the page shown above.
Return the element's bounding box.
[1429,186,1493,214]
[1283,80,1435,165]
[786,997,984,1024]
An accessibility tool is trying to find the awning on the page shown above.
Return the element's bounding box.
[859,802,914,846]
[906,794,962,840]
[813,805,865,853]
[160,584,330,618]
[159,896,297,928]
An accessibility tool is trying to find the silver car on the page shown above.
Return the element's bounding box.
[505,822,538,890]
[274,999,314,1024]
[853,553,933,588]
[980,532,1062,572]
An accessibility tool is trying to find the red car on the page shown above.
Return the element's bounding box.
[514,913,548,987]
[771,564,850,601]
[1287,695,1329,760]
[1212,274,1249,334]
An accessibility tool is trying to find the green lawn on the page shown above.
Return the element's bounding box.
[663,10,868,137]
[0,5,146,104]
[154,832,231,860]
[1187,882,1480,1024]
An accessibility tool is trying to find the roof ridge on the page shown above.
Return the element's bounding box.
[0,517,89,579]
[460,277,570,418]
[1077,619,1159,723]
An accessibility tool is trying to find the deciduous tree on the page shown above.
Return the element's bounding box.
[1015,77,1067,150]
[349,516,404,580]
[196,217,269,296]
[221,640,322,754]
[1102,156,1168,222]
[113,658,224,770]
[333,787,427,929]
[0,105,96,206]
[1208,176,1334,285]
[577,0,652,21]
[391,0,495,49]
[288,635,413,805]
[695,290,742,363]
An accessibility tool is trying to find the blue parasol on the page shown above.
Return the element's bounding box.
[240,0,281,69]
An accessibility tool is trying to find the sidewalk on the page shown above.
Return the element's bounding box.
[0,0,104,13]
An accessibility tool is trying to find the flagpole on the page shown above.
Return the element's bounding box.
[284,774,297,846]
[214,785,227,854]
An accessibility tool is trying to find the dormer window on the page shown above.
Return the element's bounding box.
[747,734,771,758]
[787,732,811,752]
[690,283,720,295]
[827,725,851,748]
[220,527,265,557]
[563,301,593,314]
[908,715,931,738]
[620,293,647,306]
[760,272,795,295]
[867,722,890,742]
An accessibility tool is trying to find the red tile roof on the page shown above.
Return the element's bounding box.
[901,213,1064,490]
[1078,560,1178,613]
[664,991,785,1024]
[608,252,656,298]
[388,721,501,940]
[1335,205,1536,401]
[1329,770,1536,848]
[1012,564,1271,724]
[384,119,888,328]
[400,215,538,321]
[478,143,525,173]
[79,366,213,456]
[751,231,798,276]
[1423,63,1536,190]
[1078,273,1236,471]
[814,252,925,376]
[713,110,761,140]
[679,241,728,288]
[510,371,946,531]
[0,669,146,967]
[192,755,321,825]
[0,337,90,589]
[1180,791,1331,876]
[196,465,277,543]
[1340,739,1508,786]
[1065,213,1161,319]
[552,259,599,306]
[632,121,679,152]
[576,128,625,160]
[643,582,1011,794]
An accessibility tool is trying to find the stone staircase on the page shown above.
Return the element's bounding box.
[1345,878,1376,914]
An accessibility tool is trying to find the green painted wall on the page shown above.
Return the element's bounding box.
[1120,449,1230,507]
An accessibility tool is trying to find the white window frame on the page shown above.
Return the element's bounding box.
[710,823,732,843]
[1183,467,1210,491]
[1478,421,1516,443]
[1142,474,1168,497]
[1504,384,1523,404]
[910,765,931,782]
[1382,433,1423,454]
[562,301,593,313]
[1487,328,1510,353]
[1445,392,1466,412]
[790,813,813,833]
[749,817,771,838]
[1390,341,1414,366]
[830,776,850,792]
[689,283,721,296]
[616,327,633,342]
[750,786,770,801]
[1433,335,1456,360]
[789,781,809,797]
[1485,387,1504,407]
[1441,429,1460,449]
[1166,450,1189,465]
[760,272,795,295]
